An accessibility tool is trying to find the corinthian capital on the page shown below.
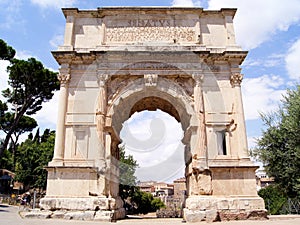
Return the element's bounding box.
[97,72,109,87]
[192,72,204,87]
[230,73,243,87]
[58,64,71,86]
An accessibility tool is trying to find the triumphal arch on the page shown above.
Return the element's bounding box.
[40,7,265,222]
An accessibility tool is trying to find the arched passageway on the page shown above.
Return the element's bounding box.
[41,7,266,222]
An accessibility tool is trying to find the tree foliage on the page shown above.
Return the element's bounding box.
[119,145,139,201]
[253,85,300,197]
[0,39,59,157]
[0,113,37,169]
[14,129,55,189]
[0,39,15,61]
[131,189,165,214]
[258,185,288,215]
[118,145,165,214]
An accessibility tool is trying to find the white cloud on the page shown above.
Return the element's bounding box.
[207,0,300,49]
[15,50,37,60]
[242,75,285,120]
[30,0,77,9]
[0,0,25,30]
[172,0,203,7]
[0,60,10,101]
[32,91,59,130]
[243,53,285,69]
[50,34,64,49]
[285,37,300,80]
[120,110,185,182]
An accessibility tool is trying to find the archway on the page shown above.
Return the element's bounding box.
[41,7,266,223]
[103,73,197,197]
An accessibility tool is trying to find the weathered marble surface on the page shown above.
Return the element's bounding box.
[41,7,265,222]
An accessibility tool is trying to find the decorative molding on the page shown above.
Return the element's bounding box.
[144,74,158,87]
[230,73,243,87]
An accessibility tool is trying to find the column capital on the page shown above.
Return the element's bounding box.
[97,72,109,87]
[230,73,243,87]
[192,72,204,87]
[58,64,71,86]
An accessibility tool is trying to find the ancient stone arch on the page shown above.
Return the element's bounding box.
[40,7,266,222]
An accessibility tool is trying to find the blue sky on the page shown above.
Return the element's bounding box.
[1,0,300,182]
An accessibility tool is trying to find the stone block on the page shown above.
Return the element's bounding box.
[97,197,109,210]
[205,209,219,222]
[51,210,66,219]
[247,210,268,220]
[63,211,95,220]
[23,211,52,219]
[183,209,205,223]
[217,199,229,210]
[94,210,113,221]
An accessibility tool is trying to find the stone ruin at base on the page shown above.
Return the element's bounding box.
[38,7,266,222]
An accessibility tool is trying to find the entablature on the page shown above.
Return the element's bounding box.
[52,50,247,66]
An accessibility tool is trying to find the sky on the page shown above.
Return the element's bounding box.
[1,0,300,183]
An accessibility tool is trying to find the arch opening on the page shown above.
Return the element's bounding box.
[120,109,185,183]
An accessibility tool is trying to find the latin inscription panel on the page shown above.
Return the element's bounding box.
[105,18,197,43]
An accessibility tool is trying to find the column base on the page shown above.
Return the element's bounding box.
[39,196,125,221]
[48,159,64,167]
[183,196,267,222]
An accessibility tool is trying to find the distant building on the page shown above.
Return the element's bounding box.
[153,182,174,196]
[137,181,156,195]
[173,177,186,199]
[255,168,274,191]
[137,181,174,196]
[137,178,187,209]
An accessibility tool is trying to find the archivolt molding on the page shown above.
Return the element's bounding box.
[104,75,196,135]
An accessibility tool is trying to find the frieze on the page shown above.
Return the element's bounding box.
[122,62,179,70]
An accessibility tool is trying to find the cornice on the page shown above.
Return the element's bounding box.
[51,49,247,65]
[61,7,237,19]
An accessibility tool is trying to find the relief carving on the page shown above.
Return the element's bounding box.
[190,168,212,195]
[107,76,138,103]
[144,74,158,87]
[169,76,194,97]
